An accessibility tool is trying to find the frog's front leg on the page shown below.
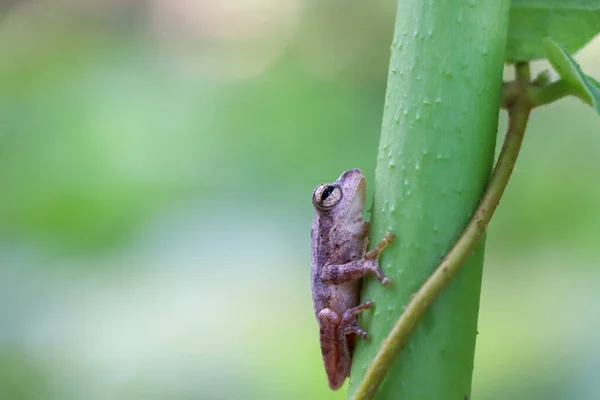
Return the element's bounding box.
[321,232,395,286]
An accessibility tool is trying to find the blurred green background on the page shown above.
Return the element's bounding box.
[1,1,599,399]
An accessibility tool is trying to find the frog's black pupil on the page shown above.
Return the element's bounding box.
[321,185,335,201]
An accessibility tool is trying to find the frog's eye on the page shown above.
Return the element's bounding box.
[313,184,342,211]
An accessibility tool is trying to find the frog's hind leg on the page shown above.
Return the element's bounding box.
[318,302,373,389]
[332,301,373,385]
[340,300,373,340]
[318,308,346,390]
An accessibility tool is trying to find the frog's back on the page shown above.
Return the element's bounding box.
[310,218,363,317]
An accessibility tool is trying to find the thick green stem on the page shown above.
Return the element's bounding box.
[347,1,510,399]
[352,83,531,400]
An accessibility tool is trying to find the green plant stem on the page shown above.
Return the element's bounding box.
[347,0,510,399]
[515,61,531,83]
[352,70,532,400]
[528,79,593,107]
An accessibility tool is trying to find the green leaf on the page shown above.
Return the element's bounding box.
[588,75,600,90]
[506,0,600,62]
[544,38,600,114]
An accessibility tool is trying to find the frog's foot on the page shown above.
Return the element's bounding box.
[364,232,395,286]
[365,232,395,259]
[340,300,373,340]
[321,232,395,286]
[361,257,391,287]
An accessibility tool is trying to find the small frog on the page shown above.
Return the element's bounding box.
[311,168,395,390]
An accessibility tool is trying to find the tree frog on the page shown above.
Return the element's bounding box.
[311,168,395,390]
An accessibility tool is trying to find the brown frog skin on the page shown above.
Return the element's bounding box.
[310,168,395,390]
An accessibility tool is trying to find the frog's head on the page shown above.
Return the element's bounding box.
[312,168,366,225]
